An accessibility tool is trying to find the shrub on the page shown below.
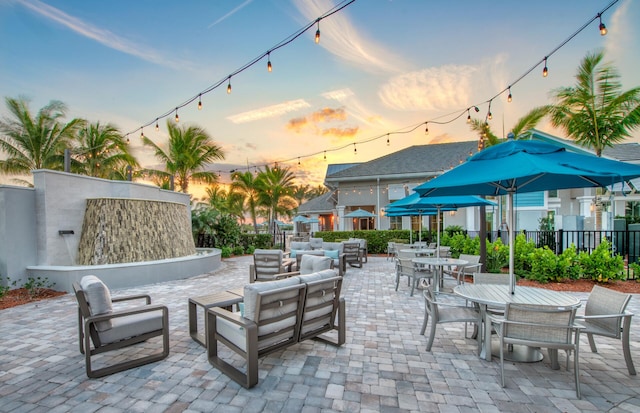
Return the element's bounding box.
[0,276,11,299]
[527,246,561,283]
[558,244,581,280]
[486,239,508,273]
[444,225,465,237]
[220,246,232,258]
[22,276,55,298]
[578,238,624,282]
[514,233,536,275]
[232,246,245,256]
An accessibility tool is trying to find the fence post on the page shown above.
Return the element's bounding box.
[557,229,564,254]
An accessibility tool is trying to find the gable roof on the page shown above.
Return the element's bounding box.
[325,140,478,183]
[297,190,336,214]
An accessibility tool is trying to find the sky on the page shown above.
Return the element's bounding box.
[1,0,639,196]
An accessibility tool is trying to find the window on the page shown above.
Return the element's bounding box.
[390,216,402,230]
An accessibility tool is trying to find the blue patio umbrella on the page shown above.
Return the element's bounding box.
[414,137,640,293]
[344,208,377,218]
[384,203,444,243]
[388,193,496,256]
[292,215,309,223]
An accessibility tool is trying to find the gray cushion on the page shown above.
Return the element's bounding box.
[322,242,343,253]
[309,238,324,250]
[98,311,164,344]
[290,242,311,251]
[80,275,113,332]
[298,255,333,275]
[243,277,301,321]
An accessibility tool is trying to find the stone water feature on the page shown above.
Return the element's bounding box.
[77,198,195,265]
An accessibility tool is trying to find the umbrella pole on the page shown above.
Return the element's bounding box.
[508,192,515,294]
[419,212,422,243]
[437,207,441,259]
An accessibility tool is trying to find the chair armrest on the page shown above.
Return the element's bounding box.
[576,311,634,320]
[274,271,301,280]
[209,306,253,328]
[112,294,152,305]
[86,304,168,324]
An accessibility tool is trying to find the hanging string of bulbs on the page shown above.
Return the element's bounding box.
[229,0,618,176]
[126,0,617,176]
[125,0,356,141]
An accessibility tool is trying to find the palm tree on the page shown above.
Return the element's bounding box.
[230,170,261,233]
[0,96,82,185]
[291,184,311,207]
[256,165,297,231]
[141,120,225,193]
[73,121,138,179]
[545,50,640,157]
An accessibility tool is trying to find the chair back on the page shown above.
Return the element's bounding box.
[298,254,333,274]
[387,242,397,254]
[396,258,416,277]
[428,243,437,249]
[244,280,306,356]
[503,304,576,344]
[309,237,324,250]
[473,272,509,285]
[343,242,360,259]
[585,285,632,337]
[253,249,284,281]
[298,274,343,341]
[438,246,451,257]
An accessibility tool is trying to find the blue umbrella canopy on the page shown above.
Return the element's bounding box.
[388,193,496,256]
[384,203,443,243]
[414,138,640,293]
[292,215,309,223]
[344,208,377,218]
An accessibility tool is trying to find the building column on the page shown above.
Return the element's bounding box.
[337,205,345,231]
[577,195,594,217]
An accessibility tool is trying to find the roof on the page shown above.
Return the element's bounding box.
[326,163,360,177]
[602,143,640,162]
[325,141,479,182]
[296,190,336,214]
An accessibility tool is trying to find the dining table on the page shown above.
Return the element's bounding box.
[412,257,468,292]
[400,248,435,257]
[453,284,581,363]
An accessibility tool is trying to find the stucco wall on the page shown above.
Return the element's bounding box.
[0,186,37,284]
[32,170,191,266]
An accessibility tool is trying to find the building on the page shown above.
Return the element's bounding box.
[296,130,640,236]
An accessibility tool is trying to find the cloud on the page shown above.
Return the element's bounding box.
[208,0,253,28]
[292,0,408,74]
[310,107,347,122]
[378,64,478,111]
[16,0,187,70]
[227,99,311,124]
[287,117,310,133]
[321,127,358,138]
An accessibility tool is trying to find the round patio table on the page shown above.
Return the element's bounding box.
[399,248,435,257]
[412,257,467,292]
[453,284,581,363]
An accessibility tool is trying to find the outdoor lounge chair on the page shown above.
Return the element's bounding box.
[420,287,481,353]
[249,249,295,283]
[343,242,363,268]
[491,303,582,398]
[576,285,636,375]
[72,275,169,378]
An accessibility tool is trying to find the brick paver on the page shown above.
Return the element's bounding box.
[1,256,639,412]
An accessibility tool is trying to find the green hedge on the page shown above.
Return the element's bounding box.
[315,230,411,254]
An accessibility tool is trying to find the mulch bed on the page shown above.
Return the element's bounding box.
[0,288,67,310]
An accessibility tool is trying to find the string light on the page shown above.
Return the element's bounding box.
[198,94,202,110]
[126,136,130,144]
[267,52,272,72]
[424,122,429,135]
[598,13,607,35]
[353,143,357,155]
[324,151,326,160]
[155,119,159,132]
[140,128,144,139]
[174,108,179,123]
[487,101,493,121]
[386,134,390,146]
[123,0,617,172]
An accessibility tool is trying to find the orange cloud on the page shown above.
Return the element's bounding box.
[321,127,359,138]
[287,117,309,133]
[310,107,347,123]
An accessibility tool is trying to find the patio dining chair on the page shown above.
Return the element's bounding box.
[576,285,635,375]
[73,275,169,378]
[491,303,582,398]
[420,287,481,353]
[396,258,434,296]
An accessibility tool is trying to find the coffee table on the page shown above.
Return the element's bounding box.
[188,291,243,347]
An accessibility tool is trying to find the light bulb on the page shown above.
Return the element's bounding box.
[386,135,390,146]
[140,129,144,139]
[155,120,159,131]
[467,110,471,123]
[425,124,429,135]
[227,80,232,94]
[267,53,272,72]
[507,87,512,103]
[126,136,130,144]
[198,95,202,110]
[323,151,326,160]
[542,58,548,77]
[598,14,607,35]
[488,112,493,120]
[474,106,480,112]
[315,21,320,44]
[175,109,179,122]
[353,144,357,154]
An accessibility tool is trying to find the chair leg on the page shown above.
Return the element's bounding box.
[574,345,581,399]
[622,318,636,375]
[420,312,429,335]
[426,320,437,351]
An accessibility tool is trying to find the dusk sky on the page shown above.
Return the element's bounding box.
[1,0,639,192]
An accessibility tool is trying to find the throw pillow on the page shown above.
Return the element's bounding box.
[324,249,339,259]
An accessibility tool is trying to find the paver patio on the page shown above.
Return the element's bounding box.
[1,255,639,412]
